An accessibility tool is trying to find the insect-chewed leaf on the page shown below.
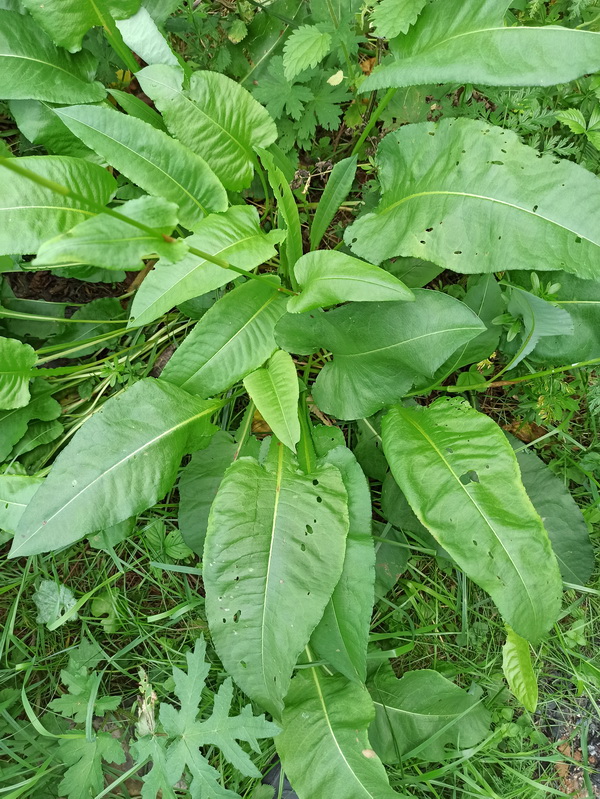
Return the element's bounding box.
[243,350,300,451]
[56,104,227,230]
[382,398,562,643]
[276,672,400,799]
[288,250,413,313]
[9,379,218,557]
[345,119,600,282]
[502,627,538,712]
[0,337,37,410]
[276,290,485,419]
[362,0,600,91]
[203,445,349,717]
[0,9,105,103]
[367,662,492,763]
[137,64,277,190]
[0,155,116,256]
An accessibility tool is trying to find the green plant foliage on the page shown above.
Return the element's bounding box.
[243,350,301,451]
[32,579,78,627]
[116,5,178,67]
[502,626,538,712]
[505,287,574,368]
[371,0,427,38]
[309,155,357,250]
[0,379,61,460]
[48,298,126,359]
[0,473,43,539]
[283,24,332,80]
[0,337,36,409]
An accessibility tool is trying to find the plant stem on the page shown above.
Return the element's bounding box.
[446,356,600,392]
[351,87,396,156]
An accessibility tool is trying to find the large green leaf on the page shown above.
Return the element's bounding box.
[203,446,349,717]
[0,379,61,460]
[129,206,285,327]
[20,0,140,53]
[362,0,600,92]
[310,155,357,250]
[287,251,414,313]
[382,399,563,643]
[56,105,227,230]
[0,155,116,256]
[137,65,277,190]
[505,288,574,369]
[0,10,105,103]
[345,119,600,282]
[34,197,186,270]
[9,379,217,557]
[8,100,98,159]
[276,672,400,799]
[502,627,538,713]
[243,350,300,451]
[116,6,178,66]
[311,445,374,683]
[0,473,44,538]
[0,337,36,410]
[367,662,492,763]
[275,290,485,419]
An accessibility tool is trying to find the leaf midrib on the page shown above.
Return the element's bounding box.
[339,325,482,359]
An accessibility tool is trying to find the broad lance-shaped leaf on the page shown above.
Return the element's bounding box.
[505,287,574,369]
[310,155,357,250]
[116,6,179,67]
[346,119,600,282]
[129,206,285,328]
[502,627,538,713]
[34,197,186,271]
[0,474,44,538]
[56,105,227,231]
[311,445,375,684]
[276,289,485,420]
[20,0,140,53]
[276,672,400,799]
[0,337,36,410]
[10,379,218,557]
[382,399,562,643]
[203,445,349,717]
[8,99,99,159]
[0,10,105,103]
[362,0,600,92]
[367,663,492,763]
[287,251,413,313]
[243,350,300,451]
[137,64,277,191]
[0,379,62,461]
[0,155,116,256]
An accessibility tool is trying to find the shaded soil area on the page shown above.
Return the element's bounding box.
[6,270,131,304]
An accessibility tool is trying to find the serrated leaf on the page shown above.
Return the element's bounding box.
[49,641,121,722]
[502,627,538,712]
[32,579,78,627]
[0,9,105,103]
[362,0,600,92]
[371,0,426,38]
[0,473,43,536]
[204,447,349,716]
[555,108,587,135]
[275,290,485,420]
[58,734,125,799]
[252,56,314,120]
[137,64,277,190]
[0,379,61,460]
[382,398,563,643]
[116,5,178,66]
[276,672,399,799]
[288,251,414,313]
[56,105,227,230]
[35,196,185,271]
[506,288,574,368]
[243,350,300,451]
[0,337,36,410]
[368,662,492,762]
[10,379,217,557]
[129,206,285,327]
[0,155,116,256]
[283,24,332,80]
[310,155,357,249]
[346,119,600,282]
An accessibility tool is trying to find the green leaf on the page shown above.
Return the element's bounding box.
[243,350,300,451]
[137,64,277,190]
[34,196,186,271]
[555,108,587,135]
[204,446,349,716]
[506,288,574,368]
[252,56,314,121]
[0,379,61,460]
[382,399,563,643]
[9,379,217,557]
[21,0,140,53]
[310,155,357,250]
[276,672,399,799]
[32,579,78,628]
[367,662,492,762]
[8,100,99,159]
[58,735,125,799]
[0,473,43,536]
[345,119,600,282]
[372,521,408,595]
[56,105,227,230]
[0,155,116,256]
[288,251,414,313]
[0,9,105,103]
[160,276,288,397]
[371,0,426,38]
[362,0,600,92]
[48,298,126,359]
[275,290,485,419]
[283,24,332,80]
[10,418,63,457]
[502,627,538,712]
[513,443,594,586]
[135,637,278,799]
[311,445,374,683]
[0,337,36,410]
[116,5,178,66]
[108,87,167,131]
[128,206,285,327]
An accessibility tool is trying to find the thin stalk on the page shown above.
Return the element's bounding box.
[351,87,397,156]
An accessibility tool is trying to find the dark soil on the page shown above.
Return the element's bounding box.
[6,270,132,305]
